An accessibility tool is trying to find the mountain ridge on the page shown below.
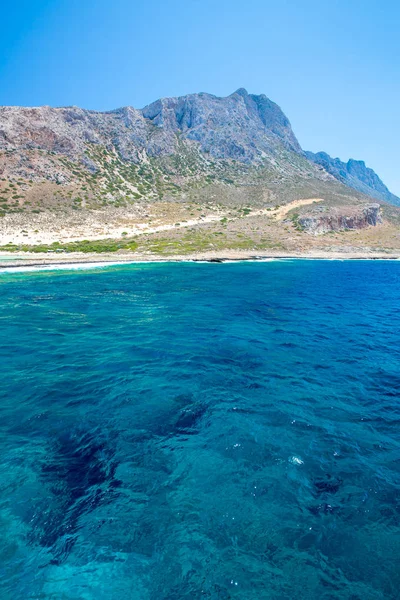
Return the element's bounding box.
[0,89,399,254]
[0,89,396,207]
[306,150,400,206]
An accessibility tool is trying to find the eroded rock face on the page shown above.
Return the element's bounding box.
[0,91,398,210]
[141,89,302,160]
[305,151,400,206]
[298,204,382,235]
[0,89,301,165]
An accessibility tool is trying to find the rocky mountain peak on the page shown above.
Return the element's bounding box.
[140,89,301,160]
[0,89,398,209]
[306,151,400,206]
[231,88,249,97]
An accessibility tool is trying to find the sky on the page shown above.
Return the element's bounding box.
[1,0,399,194]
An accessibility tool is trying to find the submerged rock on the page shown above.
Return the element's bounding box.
[313,474,343,495]
[28,429,120,563]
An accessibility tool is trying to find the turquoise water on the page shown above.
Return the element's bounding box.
[1,260,400,599]
[0,256,25,261]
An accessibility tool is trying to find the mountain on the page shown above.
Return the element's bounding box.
[0,89,396,202]
[0,88,300,164]
[0,89,399,254]
[141,88,302,159]
[0,89,340,209]
[305,151,400,206]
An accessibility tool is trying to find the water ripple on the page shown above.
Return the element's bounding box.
[0,261,400,599]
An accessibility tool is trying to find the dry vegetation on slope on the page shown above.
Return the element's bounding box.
[0,90,399,257]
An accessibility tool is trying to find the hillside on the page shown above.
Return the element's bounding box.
[306,151,400,206]
[0,89,399,257]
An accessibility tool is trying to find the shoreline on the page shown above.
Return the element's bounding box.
[1,249,400,272]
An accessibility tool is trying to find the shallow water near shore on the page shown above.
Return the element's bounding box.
[1,260,400,599]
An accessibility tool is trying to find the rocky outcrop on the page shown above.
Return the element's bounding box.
[298,203,382,235]
[0,89,301,165]
[305,151,400,206]
[141,88,302,160]
[0,90,398,211]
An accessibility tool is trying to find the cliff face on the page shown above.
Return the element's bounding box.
[141,88,302,160]
[0,89,301,165]
[0,89,397,219]
[298,203,383,235]
[306,151,400,206]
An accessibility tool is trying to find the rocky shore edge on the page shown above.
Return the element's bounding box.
[1,248,400,271]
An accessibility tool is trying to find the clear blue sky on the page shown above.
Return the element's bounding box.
[1,0,399,194]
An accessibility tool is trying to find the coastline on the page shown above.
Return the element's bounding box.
[1,248,400,272]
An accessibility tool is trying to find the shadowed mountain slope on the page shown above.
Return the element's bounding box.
[306,151,400,206]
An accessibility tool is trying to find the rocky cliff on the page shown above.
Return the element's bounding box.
[0,89,301,166]
[0,89,398,251]
[141,88,302,160]
[0,90,396,206]
[298,203,383,235]
[305,151,400,207]
[0,89,337,210]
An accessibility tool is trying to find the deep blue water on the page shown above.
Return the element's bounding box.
[1,260,400,600]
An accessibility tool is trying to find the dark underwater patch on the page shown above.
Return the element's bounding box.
[367,368,400,399]
[151,394,209,438]
[174,402,208,433]
[28,428,120,563]
[313,474,343,495]
[308,503,341,516]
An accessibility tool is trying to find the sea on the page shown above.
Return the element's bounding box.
[0,260,399,599]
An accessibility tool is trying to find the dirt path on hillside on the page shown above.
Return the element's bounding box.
[0,198,325,246]
[270,198,323,220]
